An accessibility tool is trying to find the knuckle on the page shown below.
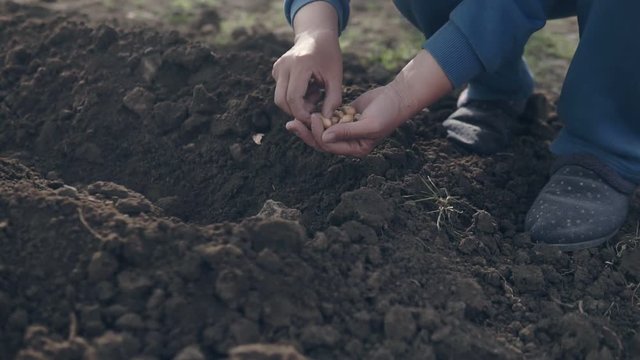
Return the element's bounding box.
[272,58,284,76]
[296,53,311,62]
[274,97,286,110]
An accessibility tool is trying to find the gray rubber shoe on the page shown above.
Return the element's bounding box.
[525,155,636,251]
[443,89,529,155]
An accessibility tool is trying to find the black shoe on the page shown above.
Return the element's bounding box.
[443,89,529,155]
[525,155,636,251]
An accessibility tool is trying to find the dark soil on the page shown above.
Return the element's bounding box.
[1,3,640,360]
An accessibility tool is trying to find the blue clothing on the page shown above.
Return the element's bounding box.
[283,0,640,184]
[550,1,640,184]
[285,0,350,34]
[285,0,547,88]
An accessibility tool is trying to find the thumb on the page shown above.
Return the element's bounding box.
[351,86,386,113]
[322,119,374,143]
[321,78,342,118]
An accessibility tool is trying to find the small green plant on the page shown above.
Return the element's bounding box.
[404,176,467,231]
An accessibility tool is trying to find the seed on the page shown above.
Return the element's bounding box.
[343,105,357,116]
[339,114,354,123]
[321,116,332,129]
[252,133,264,145]
[317,107,361,130]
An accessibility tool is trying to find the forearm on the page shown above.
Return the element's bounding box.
[293,1,339,38]
[424,0,546,87]
[388,50,452,127]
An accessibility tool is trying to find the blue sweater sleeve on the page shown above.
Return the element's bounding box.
[424,0,546,88]
[284,0,350,34]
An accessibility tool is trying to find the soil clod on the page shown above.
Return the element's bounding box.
[0,4,638,360]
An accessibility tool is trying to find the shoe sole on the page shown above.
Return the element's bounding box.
[533,229,619,252]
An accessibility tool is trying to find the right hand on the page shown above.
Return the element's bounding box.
[272,3,343,123]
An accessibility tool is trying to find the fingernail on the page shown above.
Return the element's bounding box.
[285,121,294,130]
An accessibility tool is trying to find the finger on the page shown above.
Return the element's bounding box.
[301,87,323,123]
[287,70,312,122]
[351,87,386,113]
[318,138,373,157]
[274,72,292,115]
[310,115,373,157]
[321,77,342,118]
[271,59,280,80]
[286,120,320,150]
[310,113,327,150]
[322,120,377,143]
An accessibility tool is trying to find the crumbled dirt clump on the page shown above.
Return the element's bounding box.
[1,3,639,359]
[0,2,391,231]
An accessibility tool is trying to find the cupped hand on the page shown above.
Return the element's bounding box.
[272,29,342,123]
[285,85,405,157]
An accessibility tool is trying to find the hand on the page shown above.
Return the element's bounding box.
[285,86,399,157]
[286,50,454,157]
[272,2,343,122]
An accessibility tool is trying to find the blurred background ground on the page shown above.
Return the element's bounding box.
[17,0,578,97]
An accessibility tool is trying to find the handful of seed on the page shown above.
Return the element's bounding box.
[320,105,362,129]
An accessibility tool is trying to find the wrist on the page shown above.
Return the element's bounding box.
[294,28,339,45]
[390,50,452,113]
[293,1,340,36]
[386,78,419,120]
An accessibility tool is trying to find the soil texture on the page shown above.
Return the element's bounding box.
[1,3,639,360]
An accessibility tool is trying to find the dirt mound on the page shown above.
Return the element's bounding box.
[1,3,640,359]
[0,2,396,231]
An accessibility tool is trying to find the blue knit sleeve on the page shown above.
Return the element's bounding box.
[284,0,350,34]
[424,0,546,88]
